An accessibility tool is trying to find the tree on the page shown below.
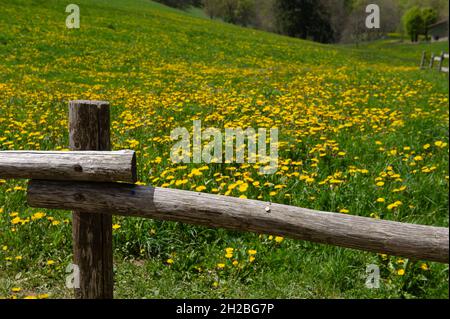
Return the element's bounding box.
[321,0,353,43]
[203,0,255,26]
[341,0,401,44]
[252,0,277,32]
[274,0,335,43]
[421,7,438,40]
[402,6,424,42]
[203,0,222,19]
[155,0,201,9]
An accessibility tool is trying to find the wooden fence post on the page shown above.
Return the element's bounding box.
[420,51,426,69]
[429,53,435,69]
[69,100,113,299]
[438,52,444,72]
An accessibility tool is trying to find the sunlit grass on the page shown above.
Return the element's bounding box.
[0,0,448,299]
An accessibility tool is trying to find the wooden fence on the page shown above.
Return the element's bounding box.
[420,51,449,73]
[0,100,448,299]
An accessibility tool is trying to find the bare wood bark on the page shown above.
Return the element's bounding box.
[69,100,113,299]
[0,150,136,183]
[27,181,449,264]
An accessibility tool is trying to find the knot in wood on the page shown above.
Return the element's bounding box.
[74,193,86,202]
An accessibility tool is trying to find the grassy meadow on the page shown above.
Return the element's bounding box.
[0,0,449,299]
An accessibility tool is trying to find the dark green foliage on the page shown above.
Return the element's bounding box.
[403,6,424,42]
[203,0,256,26]
[155,0,200,9]
[402,6,438,42]
[421,7,438,40]
[274,0,335,43]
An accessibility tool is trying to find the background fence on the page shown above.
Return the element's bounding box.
[420,51,449,73]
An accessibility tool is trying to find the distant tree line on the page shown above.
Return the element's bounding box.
[155,0,447,44]
[154,0,202,9]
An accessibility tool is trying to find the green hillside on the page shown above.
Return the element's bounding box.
[0,0,448,299]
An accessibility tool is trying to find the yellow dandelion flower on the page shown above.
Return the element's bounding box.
[31,212,45,220]
[238,183,249,192]
[195,185,206,192]
[275,236,284,243]
[435,141,447,148]
[420,263,429,271]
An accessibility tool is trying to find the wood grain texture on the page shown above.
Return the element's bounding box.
[0,150,136,183]
[27,180,449,264]
[69,100,113,299]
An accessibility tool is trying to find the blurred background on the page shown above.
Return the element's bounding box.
[155,0,449,44]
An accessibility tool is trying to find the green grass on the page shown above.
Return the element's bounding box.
[0,0,448,299]
[185,6,210,19]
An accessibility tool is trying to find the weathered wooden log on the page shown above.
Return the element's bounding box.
[69,100,113,299]
[0,150,136,183]
[27,180,449,264]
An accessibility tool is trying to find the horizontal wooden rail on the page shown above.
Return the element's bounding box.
[0,150,136,183]
[27,180,449,263]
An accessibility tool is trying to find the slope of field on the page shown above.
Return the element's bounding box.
[0,0,448,298]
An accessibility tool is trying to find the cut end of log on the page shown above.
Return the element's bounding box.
[69,100,110,107]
